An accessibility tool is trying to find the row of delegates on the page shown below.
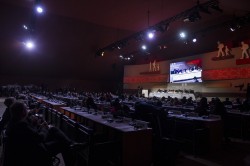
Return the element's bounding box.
[4,101,87,166]
[0,96,39,134]
[0,97,16,134]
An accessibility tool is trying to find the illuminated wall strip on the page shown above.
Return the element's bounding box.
[203,67,250,80]
[124,75,168,84]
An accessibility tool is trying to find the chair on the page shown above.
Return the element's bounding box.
[43,107,50,122]
[60,115,79,138]
[55,112,62,128]
[225,113,243,139]
[58,116,80,165]
[51,109,58,126]
[174,118,209,155]
[134,103,181,165]
[65,118,78,141]
[46,108,53,124]
[74,124,94,166]
[75,124,120,166]
[242,115,250,140]
[2,130,59,166]
[151,109,181,166]
[1,130,8,166]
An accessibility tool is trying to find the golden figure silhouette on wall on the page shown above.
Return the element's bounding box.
[152,60,157,71]
[148,60,160,72]
[225,46,232,56]
[149,62,152,72]
[217,41,225,57]
[212,41,234,61]
[240,41,249,59]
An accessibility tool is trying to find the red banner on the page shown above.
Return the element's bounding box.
[124,75,168,83]
[203,67,250,80]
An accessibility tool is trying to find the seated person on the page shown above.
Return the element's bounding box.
[111,98,122,113]
[241,98,250,112]
[195,97,209,116]
[0,97,15,133]
[5,101,87,166]
[185,97,194,106]
[213,98,227,118]
[86,96,97,110]
[180,96,187,105]
[223,98,233,106]
[233,98,242,109]
[134,101,163,120]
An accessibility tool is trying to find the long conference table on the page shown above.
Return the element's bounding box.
[31,95,153,166]
[167,113,222,152]
[59,107,152,166]
[226,110,250,140]
[32,94,223,164]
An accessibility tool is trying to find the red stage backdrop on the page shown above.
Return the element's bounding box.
[203,67,250,80]
[124,67,250,83]
[124,75,168,83]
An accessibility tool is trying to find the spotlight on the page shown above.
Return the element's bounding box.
[101,51,105,56]
[235,19,244,29]
[23,25,28,30]
[95,50,105,57]
[147,32,154,39]
[158,45,167,50]
[116,41,128,49]
[24,40,35,49]
[229,18,244,32]
[229,25,236,32]
[141,45,147,50]
[179,32,186,38]
[36,6,44,14]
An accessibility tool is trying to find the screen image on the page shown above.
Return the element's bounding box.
[169,59,202,83]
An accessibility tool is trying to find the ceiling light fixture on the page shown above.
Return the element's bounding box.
[96,0,222,57]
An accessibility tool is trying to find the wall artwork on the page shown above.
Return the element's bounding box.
[236,41,250,65]
[149,60,160,72]
[140,60,160,75]
[211,41,234,61]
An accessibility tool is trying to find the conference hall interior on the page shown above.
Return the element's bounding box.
[1,0,250,166]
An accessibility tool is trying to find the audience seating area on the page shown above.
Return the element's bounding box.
[1,87,250,166]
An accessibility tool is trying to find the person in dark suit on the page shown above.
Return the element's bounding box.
[0,97,15,133]
[86,95,97,110]
[4,101,86,166]
[5,101,53,166]
[223,98,232,106]
[195,97,209,116]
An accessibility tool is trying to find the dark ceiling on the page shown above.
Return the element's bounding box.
[3,0,250,31]
[2,0,250,59]
[0,0,250,90]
